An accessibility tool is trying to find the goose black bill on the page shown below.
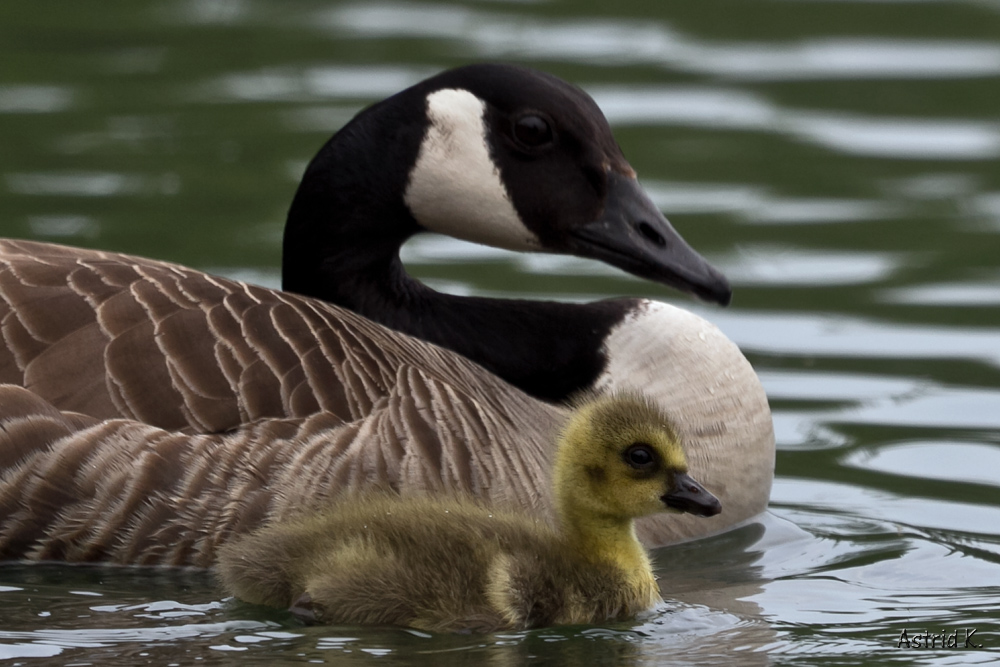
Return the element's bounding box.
[567,171,732,306]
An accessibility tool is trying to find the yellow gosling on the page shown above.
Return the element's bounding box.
[216,393,721,632]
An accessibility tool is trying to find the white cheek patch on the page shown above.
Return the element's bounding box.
[404,88,541,251]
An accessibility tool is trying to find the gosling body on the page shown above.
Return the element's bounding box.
[217,394,721,631]
[218,495,657,632]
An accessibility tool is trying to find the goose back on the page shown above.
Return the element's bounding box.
[0,237,434,431]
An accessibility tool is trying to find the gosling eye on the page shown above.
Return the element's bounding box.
[512,114,554,150]
[623,443,657,471]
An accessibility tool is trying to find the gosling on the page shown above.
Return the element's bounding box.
[216,393,721,632]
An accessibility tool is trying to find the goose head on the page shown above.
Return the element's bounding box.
[553,392,721,524]
[284,63,730,305]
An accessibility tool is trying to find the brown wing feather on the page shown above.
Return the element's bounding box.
[0,366,560,567]
[0,239,419,430]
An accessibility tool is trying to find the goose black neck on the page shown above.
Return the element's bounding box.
[289,247,632,402]
[282,98,632,402]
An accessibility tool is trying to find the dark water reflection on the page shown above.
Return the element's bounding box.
[2,0,1000,664]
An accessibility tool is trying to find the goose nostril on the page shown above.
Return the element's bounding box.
[636,221,666,248]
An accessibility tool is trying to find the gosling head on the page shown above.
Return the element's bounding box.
[554,393,721,522]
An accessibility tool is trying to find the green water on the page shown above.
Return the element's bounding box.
[2,0,999,664]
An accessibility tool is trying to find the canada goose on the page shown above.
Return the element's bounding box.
[0,64,773,548]
[217,393,720,632]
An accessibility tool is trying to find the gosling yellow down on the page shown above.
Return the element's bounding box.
[216,393,721,632]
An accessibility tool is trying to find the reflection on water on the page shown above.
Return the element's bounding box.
[0,86,75,114]
[705,309,1000,367]
[593,85,1000,160]
[2,0,1000,664]
[5,172,180,197]
[723,246,900,285]
[209,65,434,103]
[647,180,900,223]
[881,282,1000,306]
[846,441,1000,488]
[327,3,1000,80]
[26,214,100,239]
[788,113,1000,160]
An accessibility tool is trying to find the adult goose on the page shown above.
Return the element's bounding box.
[0,65,773,563]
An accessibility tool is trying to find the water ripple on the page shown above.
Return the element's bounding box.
[325,2,1000,81]
[970,192,1000,224]
[5,172,181,197]
[723,246,900,286]
[684,39,1000,81]
[773,478,1000,535]
[0,85,75,114]
[787,112,1000,160]
[593,86,1000,160]
[26,215,100,239]
[839,386,1000,430]
[701,309,1000,368]
[880,282,1000,306]
[589,86,776,130]
[645,180,898,223]
[204,65,435,103]
[846,442,1000,488]
[760,370,921,403]
[0,620,273,650]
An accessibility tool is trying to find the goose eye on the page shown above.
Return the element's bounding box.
[624,444,656,470]
[513,114,553,149]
